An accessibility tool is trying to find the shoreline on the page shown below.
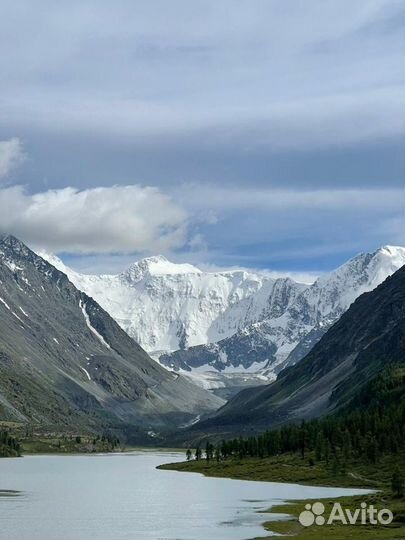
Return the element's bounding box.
[159,456,405,539]
[17,446,184,457]
[3,448,403,538]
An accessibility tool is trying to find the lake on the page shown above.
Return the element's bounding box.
[0,451,370,540]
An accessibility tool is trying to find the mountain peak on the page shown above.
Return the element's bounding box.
[316,244,405,282]
[0,234,27,251]
[122,255,201,281]
[26,241,405,364]
[375,245,405,259]
[141,254,169,265]
[0,235,36,265]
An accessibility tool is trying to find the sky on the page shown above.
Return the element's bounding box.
[0,0,404,276]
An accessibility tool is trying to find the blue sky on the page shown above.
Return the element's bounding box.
[0,0,403,275]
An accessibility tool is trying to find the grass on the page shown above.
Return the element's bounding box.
[0,422,123,455]
[19,432,122,455]
[21,437,81,454]
[159,451,405,539]
[260,495,405,539]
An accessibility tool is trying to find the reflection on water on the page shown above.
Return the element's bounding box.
[0,490,20,497]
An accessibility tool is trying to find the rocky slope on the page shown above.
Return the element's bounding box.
[188,265,405,438]
[0,236,223,439]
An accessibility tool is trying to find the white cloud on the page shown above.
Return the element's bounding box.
[0,138,25,180]
[0,184,188,254]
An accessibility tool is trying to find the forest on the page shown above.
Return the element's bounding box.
[188,364,405,495]
[0,431,20,457]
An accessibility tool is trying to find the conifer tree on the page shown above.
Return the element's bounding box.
[392,469,404,497]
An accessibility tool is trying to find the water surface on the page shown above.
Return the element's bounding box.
[0,452,370,540]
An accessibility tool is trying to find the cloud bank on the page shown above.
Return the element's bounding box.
[0,185,188,254]
[1,1,404,155]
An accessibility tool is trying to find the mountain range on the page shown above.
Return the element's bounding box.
[39,252,305,354]
[40,246,405,397]
[0,234,404,446]
[0,236,223,441]
[181,264,405,441]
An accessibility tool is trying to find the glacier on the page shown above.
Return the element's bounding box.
[38,252,306,354]
[38,246,405,394]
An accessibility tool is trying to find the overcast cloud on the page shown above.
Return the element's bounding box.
[0,1,403,272]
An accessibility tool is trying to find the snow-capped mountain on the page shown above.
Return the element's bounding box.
[191,265,405,436]
[160,246,405,384]
[38,252,306,355]
[39,245,405,396]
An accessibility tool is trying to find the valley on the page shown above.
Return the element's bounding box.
[160,360,405,538]
[1,235,404,540]
[1,235,404,444]
[0,235,223,442]
[2,4,403,539]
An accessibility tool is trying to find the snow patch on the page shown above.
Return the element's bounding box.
[0,297,11,310]
[21,276,31,287]
[179,415,201,429]
[79,300,111,350]
[12,311,25,324]
[4,261,23,272]
[80,366,91,380]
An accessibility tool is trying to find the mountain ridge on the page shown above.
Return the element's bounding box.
[36,245,405,397]
[0,235,223,439]
[38,250,306,355]
[183,265,405,440]
[160,245,405,380]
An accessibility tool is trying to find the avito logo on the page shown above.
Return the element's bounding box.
[298,501,393,527]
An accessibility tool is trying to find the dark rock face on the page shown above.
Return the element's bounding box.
[160,332,278,372]
[0,235,223,436]
[188,266,405,437]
